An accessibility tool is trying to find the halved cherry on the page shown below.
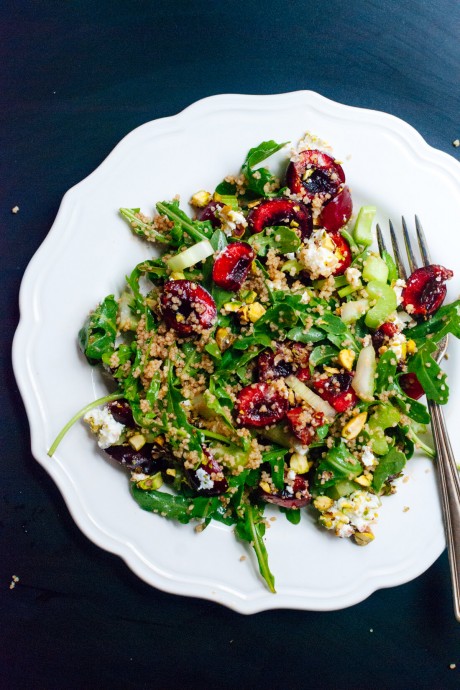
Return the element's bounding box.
[105,442,167,475]
[372,321,400,351]
[329,231,352,275]
[187,447,228,496]
[402,265,453,317]
[296,367,311,382]
[286,406,324,445]
[247,198,312,239]
[196,200,224,228]
[258,350,293,381]
[236,382,289,427]
[161,280,217,335]
[286,149,345,202]
[319,186,353,232]
[212,242,255,291]
[107,400,135,427]
[399,373,425,400]
[257,342,310,382]
[313,373,358,412]
[260,473,311,509]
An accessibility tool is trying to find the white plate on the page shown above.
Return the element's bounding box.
[13,91,460,614]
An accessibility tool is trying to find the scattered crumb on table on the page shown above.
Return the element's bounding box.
[453,140,460,148]
[11,205,19,214]
[9,575,19,590]
[449,663,456,670]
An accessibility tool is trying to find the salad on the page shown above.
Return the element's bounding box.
[49,134,460,592]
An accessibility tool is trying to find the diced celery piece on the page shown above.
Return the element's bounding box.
[326,480,359,499]
[362,254,389,284]
[338,284,361,298]
[364,281,397,329]
[382,250,398,284]
[367,405,400,455]
[260,424,298,449]
[353,206,376,247]
[341,298,369,324]
[351,345,376,401]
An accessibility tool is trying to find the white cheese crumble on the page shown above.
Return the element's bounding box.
[218,207,247,236]
[84,407,125,449]
[361,445,376,468]
[345,266,361,288]
[393,279,406,306]
[320,490,381,538]
[294,443,309,456]
[285,252,296,261]
[388,332,407,360]
[299,229,339,279]
[196,468,214,491]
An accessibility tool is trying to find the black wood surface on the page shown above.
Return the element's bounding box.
[2,1,460,688]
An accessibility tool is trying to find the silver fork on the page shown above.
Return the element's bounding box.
[377,216,460,622]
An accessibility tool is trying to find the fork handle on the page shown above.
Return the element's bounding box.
[428,401,460,622]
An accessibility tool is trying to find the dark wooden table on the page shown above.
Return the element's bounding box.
[2,1,460,687]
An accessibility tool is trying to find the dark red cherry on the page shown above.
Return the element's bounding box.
[107,400,135,427]
[399,373,425,400]
[372,321,400,351]
[286,149,345,202]
[258,350,293,381]
[296,367,311,382]
[329,232,352,275]
[196,200,224,228]
[212,242,255,291]
[402,265,453,317]
[236,382,289,427]
[257,342,310,382]
[320,186,353,232]
[260,473,311,509]
[247,198,312,239]
[105,443,166,475]
[161,280,217,335]
[187,447,228,496]
[286,406,325,445]
[313,373,358,412]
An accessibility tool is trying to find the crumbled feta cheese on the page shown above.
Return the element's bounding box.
[84,407,125,449]
[298,229,339,279]
[393,279,406,306]
[319,490,381,538]
[345,266,361,288]
[388,332,407,360]
[300,291,310,304]
[267,279,287,291]
[196,468,214,491]
[294,443,309,456]
[361,445,376,468]
[285,485,294,495]
[285,252,296,261]
[218,207,247,236]
[287,469,296,481]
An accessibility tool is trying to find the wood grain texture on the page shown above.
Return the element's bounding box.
[1,0,460,687]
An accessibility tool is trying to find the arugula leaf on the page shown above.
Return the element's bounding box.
[309,344,339,367]
[78,295,118,363]
[280,507,301,524]
[235,503,276,593]
[392,380,431,424]
[407,340,449,404]
[120,208,170,244]
[262,447,288,491]
[248,226,301,257]
[254,304,298,334]
[131,485,234,525]
[312,442,362,493]
[372,447,406,493]
[315,312,361,353]
[405,300,460,343]
[241,140,288,197]
[156,200,213,243]
[286,325,326,343]
[375,349,398,395]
